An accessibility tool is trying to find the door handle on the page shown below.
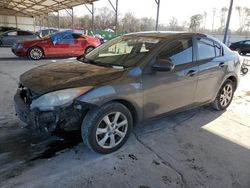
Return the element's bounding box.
[186,70,197,77]
[219,62,225,68]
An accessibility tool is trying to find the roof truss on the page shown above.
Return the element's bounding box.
[0,0,98,17]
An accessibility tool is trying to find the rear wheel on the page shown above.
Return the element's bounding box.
[212,80,235,111]
[241,67,248,75]
[28,46,43,60]
[81,102,133,154]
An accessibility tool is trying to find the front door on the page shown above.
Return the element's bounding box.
[142,37,198,119]
[47,32,72,57]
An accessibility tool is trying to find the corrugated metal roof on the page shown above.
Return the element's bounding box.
[0,0,98,17]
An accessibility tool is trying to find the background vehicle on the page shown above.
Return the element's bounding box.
[36,29,58,38]
[229,40,250,55]
[12,30,101,60]
[14,32,241,154]
[0,30,39,46]
[0,26,19,34]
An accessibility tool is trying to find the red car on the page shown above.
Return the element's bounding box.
[12,30,101,60]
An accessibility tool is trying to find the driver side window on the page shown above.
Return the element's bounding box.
[158,38,193,66]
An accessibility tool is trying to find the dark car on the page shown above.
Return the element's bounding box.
[229,40,250,55]
[11,30,101,60]
[14,32,241,154]
[0,26,19,34]
[0,30,39,46]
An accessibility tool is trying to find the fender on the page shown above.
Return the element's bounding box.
[76,84,143,123]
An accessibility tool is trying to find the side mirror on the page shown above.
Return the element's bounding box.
[152,59,175,72]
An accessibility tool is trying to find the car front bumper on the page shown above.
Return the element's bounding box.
[11,46,28,57]
[14,90,93,133]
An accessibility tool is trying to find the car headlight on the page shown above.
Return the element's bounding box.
[30,86,93,111]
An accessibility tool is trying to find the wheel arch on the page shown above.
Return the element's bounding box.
[226,75,237,89]
[28,45,45,57]
[212,74,238,102]
[104,99,139,126]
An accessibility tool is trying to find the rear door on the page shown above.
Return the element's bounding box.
[142,37,198,119]
[194,37,226,103]
[70,33,86,56]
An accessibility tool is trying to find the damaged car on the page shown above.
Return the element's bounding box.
[14,32,241,154]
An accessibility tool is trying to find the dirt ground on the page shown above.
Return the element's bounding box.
[0,47,250,188]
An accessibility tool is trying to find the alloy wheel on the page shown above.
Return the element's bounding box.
[30,47,43,60]
[219,84,233,107]
[96,112,128,149]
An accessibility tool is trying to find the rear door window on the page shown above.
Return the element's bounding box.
[196,38,215,60]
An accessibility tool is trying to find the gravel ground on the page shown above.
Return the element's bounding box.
[0,47,250,188]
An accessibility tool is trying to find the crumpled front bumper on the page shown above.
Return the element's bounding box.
[14,91,93,133]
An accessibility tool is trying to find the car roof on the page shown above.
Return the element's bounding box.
[124,31,207,39]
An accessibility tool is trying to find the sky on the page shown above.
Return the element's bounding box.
[72,0,250,30]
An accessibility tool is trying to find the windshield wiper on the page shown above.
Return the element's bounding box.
[86,59,125,68]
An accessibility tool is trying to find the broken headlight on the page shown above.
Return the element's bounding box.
[30,86,93,111]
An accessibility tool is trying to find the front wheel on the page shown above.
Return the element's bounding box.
[212,80,235,111]
[81,102,133,154]
[28,46,43,60]
[235,48,241,55]
[85,46,95,54]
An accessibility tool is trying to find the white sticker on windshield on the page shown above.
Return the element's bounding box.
[137,37,160,44]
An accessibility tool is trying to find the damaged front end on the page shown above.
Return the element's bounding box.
[14,84,94,133]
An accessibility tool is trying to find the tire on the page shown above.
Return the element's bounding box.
[0,40,2,46]
[241,67,248,75]
[212,80,235,111]
[85,46,95,54]
[235,48,241,55]
[81,102,133,154]
[28,46,43,60]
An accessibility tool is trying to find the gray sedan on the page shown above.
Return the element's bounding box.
[0,30,39,46]
[14,32,241,154]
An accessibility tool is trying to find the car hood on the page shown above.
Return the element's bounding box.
[20,61,125,96]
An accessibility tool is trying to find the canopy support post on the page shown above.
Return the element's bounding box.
[108,0,118,33]
[223,0,234,44]
[84,3,95,33]
[155,0,160,31]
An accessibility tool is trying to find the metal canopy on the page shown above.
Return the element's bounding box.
[0,0,98,17]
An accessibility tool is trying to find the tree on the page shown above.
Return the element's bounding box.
[211,8,216,32]
[235,6,250,33]
[189,14,203,32]
[79,15,92,29]
[139,17,155,31]
[94,7,115,30]
[218,7,228,32]
[120,12,140,32]
[168,17,178,30]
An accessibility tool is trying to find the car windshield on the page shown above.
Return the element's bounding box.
[82,35,162,68]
